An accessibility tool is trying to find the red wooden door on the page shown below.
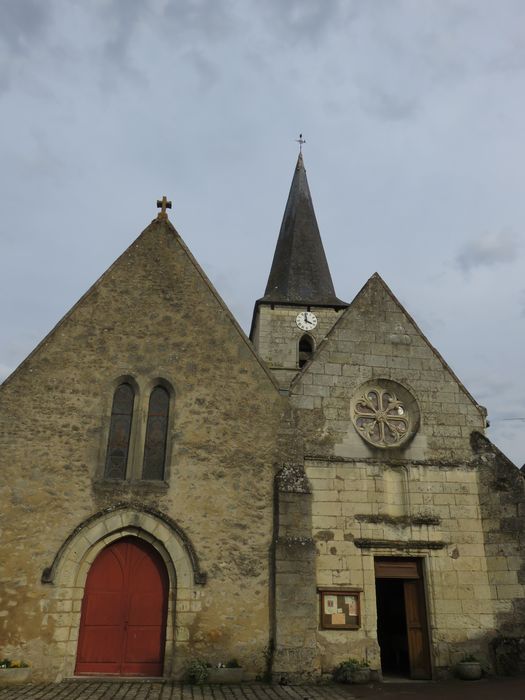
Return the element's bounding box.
[76,537,168,676]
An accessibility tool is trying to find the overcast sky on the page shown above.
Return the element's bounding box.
[0,0,523,466]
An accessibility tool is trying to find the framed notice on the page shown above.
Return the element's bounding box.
[318,589,361,630]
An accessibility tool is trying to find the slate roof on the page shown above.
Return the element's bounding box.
[258,153,348,308]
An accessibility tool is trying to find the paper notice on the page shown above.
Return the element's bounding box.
[344,596,357,614]
[324,595,337,615]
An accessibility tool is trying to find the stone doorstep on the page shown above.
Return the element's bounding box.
[64,676,167,682]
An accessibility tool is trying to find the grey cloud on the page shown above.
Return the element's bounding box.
[489,420,525,467]
[0,0,51,53]
[87,0,237,83]
[0,0,54,93]
[163,0,234,40]
[260,0,356,43]
[471,378,513,403]
[183,49,220,90]
[98,0,235,53]
[0,0,238,96]
[101,0,152,66]
[360,87,418,121]
[456,231,521,273]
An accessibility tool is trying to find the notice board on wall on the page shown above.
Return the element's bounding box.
[319,589,361,629]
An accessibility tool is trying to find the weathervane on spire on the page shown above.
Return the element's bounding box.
[296,133,306,154]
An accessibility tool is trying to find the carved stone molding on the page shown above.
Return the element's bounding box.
[351,379,420,449]
[41,502,207,585]
[354,538,445,550]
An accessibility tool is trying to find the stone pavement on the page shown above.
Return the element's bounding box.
[1,678,525,700]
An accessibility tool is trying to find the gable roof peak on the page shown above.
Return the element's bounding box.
[258,153,347,308]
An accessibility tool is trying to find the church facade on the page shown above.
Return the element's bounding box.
[1,155,524,683]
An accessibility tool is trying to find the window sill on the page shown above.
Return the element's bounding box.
[92,479,169,496]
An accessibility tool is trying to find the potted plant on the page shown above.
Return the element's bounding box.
[207,659,244,684]
[332,658,371,684]
[0,659,31,685]
[456,654,482,681]
[186,658,210,685]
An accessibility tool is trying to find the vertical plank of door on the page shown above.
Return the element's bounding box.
[403,580,431,679]
[75,543,127,675]
[121,540,168,675]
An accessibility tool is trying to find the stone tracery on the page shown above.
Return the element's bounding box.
[351,381,419,448]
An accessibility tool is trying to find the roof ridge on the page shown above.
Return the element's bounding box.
[291,272,487,418]
[1,218,282,395]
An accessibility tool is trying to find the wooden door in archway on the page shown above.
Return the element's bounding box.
[76,536,169,676]
[375,558,432,679]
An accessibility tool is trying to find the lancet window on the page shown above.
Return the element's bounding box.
[142,386,170,480]
[104,383,134,479]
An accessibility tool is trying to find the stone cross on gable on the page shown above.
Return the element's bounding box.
[156,196,172,220]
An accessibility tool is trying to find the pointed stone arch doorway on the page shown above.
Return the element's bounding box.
[75,536,169,676]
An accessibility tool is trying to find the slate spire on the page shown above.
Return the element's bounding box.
[259,153,347,307]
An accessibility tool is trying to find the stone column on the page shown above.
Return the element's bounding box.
[272,464,319,682]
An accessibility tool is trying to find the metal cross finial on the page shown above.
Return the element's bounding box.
[296,133,306,153]
[156,196,172,220]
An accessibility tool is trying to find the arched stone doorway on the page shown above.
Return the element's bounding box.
[75,536,169,676]
[41,504,206,680]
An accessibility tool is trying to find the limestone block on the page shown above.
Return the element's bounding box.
[316,571,333,586]
[436,599,463,614]
[496,584,524,599]
[53,627,70,642]
[312,515,338,530]
[489,556,511,571]
[488,571,518,585]
[308,467,336,479]
[312,502,342,517]
[472,584,492,600]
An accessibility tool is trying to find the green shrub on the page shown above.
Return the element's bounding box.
[332,658,369,683]
[186,659,209,684]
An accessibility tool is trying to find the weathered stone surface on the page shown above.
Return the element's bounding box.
[2,171,524,686]
[266,273,525,676]
[0,218,284,680]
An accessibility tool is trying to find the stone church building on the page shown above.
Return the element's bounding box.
[1,154,524,683]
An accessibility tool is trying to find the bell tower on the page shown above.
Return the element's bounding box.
[250,152,348,389]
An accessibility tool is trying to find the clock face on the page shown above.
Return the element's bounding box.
[296,311,317,331]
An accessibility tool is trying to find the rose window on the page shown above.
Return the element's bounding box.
[351,380,419,449]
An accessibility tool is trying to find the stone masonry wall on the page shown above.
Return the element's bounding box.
[253,305,342,388]
[290,274,486,463]
[307,458,496,674]
[273,465,318,682]
[472,432,525,671]
[286,273,502,676]
[0,218,284,681]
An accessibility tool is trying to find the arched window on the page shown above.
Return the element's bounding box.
[104,383,134,479]
[142,386,170,480]
[298,334,314,368]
